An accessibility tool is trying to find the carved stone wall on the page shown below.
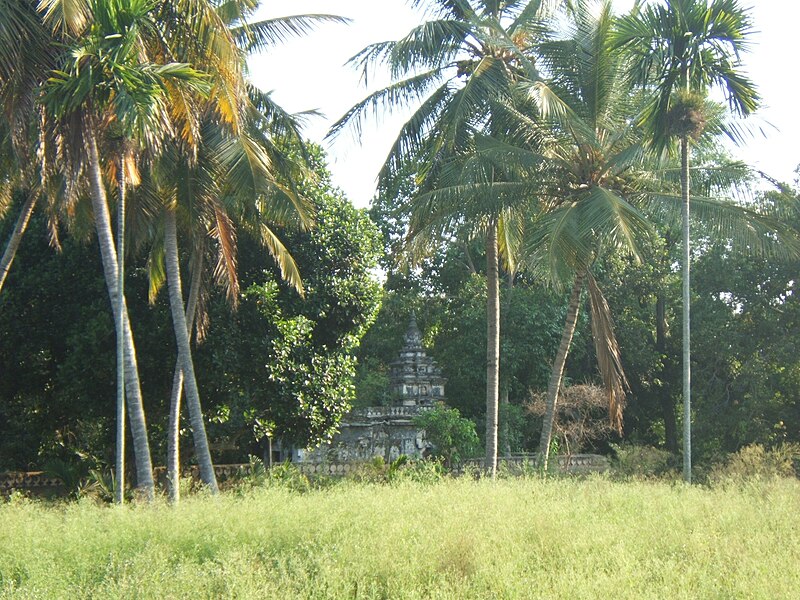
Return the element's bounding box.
[296,406,433,464]
[0,471,65,497]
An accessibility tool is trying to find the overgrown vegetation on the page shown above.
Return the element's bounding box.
[1,0,799,502]
[2,476,799,598]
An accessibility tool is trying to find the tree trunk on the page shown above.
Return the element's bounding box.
[500,387,511,458]
[656,292,678,453]
[485,222,500,477]
[85,130,154,498]
[681,133,692,483]
[115,161,126,505]
[0,192,37,295]
[167,248,203,503]
[537,271,586,471]
[164,208,219,494]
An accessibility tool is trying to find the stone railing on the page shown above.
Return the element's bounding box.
[294,462,359,476]
[459,454,610,474]
[352,405,433,419]
[2,454,610,496]
[556,454,610,471]
[2,464,256,497]
[0,471,65,496]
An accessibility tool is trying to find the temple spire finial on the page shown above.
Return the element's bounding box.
[405,311,422,349]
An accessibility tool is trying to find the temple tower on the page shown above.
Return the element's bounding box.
[388,313,446,406]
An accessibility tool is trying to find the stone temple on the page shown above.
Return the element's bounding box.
[295,314,447,463]
[389,313,446,405]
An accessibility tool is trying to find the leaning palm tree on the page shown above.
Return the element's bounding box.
[147,2,341,502]
[330,0,568,477]
[0,130,39,294]
[613,0,759,482]
[148,104,313,502]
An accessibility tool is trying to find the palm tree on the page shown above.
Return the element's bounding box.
[480,0,653,469]
[0,151,38,295]
[613,0,759,482]
[150,105,313,502]
[149,2,341,501]
[330,0,567,477]
[42,0,213,499]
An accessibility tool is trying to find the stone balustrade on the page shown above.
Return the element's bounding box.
[2,453,609,496]
[0,471,65,496]
[459,454,610,473]
[353,405,434,419]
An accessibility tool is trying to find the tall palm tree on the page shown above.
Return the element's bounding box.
[148,2,341,501]
[42,0,213,499]
[330,0,567,477]
[477,0,653,469]
[613,0,759,482]
[149,105,313,501]
[0,145,38,295]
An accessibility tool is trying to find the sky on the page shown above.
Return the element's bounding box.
[250,1,800,209]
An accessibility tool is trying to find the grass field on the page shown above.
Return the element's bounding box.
[1,475,798,599]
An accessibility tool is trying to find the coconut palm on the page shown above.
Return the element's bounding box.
[148,3,342,502]
[330,0,569,477]
[41,0,213,499]
[458,0,652,469]
[613,0,759,482]
[0,137,39,295]
[149,104,313,502]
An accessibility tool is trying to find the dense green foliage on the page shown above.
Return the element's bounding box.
[0,152,381,471]
[2,477,799,598]
[413,404,479,467]
[356,173,800,465]
[196,162,382,453]
[1,0,798,487]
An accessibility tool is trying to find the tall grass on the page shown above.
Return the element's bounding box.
[1,476,798,598]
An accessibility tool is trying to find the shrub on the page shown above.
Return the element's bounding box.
[350,456,445,485]
[232,457,316,494]
[528,384,614,456]
[611,444,678,480]
[413,403,479,469]
[707,444,800,485]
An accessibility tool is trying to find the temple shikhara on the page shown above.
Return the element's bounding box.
[389,312,446,406]
[295,314,447,463]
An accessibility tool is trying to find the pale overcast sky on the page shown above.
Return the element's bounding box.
[250,1,800,208]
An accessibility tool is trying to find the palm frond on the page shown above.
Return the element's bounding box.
[210,203,239,307]
[327,69,445,142]
[146,225,166,304]
[259,223,303,296]
[387,19,473,79]
[645,192,800,260]
[230,14,349,54]
[37,0,91,35]
[586,272,627,432]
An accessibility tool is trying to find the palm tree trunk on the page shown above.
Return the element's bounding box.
[538,270,586,471]
[656,292,678,453]
[115,162,126,505]
[681,133,692,483]
[499,269,514,459]
[500,387,511,458]
[164,208,219,494]
[85,129,155,498]
[0,191,37,295]
[167,248,203,503]
[485,222,500,477]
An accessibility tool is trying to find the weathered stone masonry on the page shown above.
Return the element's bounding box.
[296,314,447,463]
